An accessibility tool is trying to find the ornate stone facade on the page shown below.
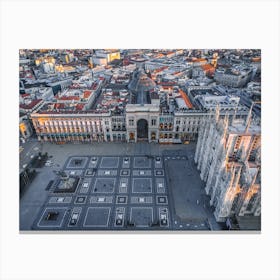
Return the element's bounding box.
[195,107,261,222]
[31,105,213,144]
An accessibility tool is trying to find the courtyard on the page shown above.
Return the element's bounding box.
[20,142,221,231]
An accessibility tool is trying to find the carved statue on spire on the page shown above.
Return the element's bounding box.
[245,102,254,133]
[255,146,261,166]
[223,113,229,136]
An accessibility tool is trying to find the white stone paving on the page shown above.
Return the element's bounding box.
[90,196,114,204]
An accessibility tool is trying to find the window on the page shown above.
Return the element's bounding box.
[129,119,134,126]
[176,120,180,125]
[151,119,156,126]
[234,136,242,150]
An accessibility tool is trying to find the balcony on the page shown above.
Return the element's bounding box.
[112,127,126,132]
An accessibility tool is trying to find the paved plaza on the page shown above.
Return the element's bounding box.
[32,155,173,230]
[20,142,222,231]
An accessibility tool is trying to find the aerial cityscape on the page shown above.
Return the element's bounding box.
[19,49,261,231]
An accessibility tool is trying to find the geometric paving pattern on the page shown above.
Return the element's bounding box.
[32,155,198,231]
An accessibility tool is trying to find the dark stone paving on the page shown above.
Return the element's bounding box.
[93,178,116,193]
[133,157,152,169]
[165,156,221,230]
[132,178,152,193]
[84,207,111,227]
[66,157,88,169]
[30,154,221,231]
[130,207,153,227]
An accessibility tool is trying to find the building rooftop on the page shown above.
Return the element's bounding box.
[55,88,95,103]
[129,69,156,94]
[93,88,129,113]
[126,103,160,112]
[229,119,261,134]
[19,99,43,110]
[33,103,110,116]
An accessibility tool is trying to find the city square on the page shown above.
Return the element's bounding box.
[20,142,221,231]
[30,147,219,230]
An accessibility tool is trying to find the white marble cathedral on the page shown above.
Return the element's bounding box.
[195,105,261,222]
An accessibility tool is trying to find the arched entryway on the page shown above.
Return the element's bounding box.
[137,119,148,140]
